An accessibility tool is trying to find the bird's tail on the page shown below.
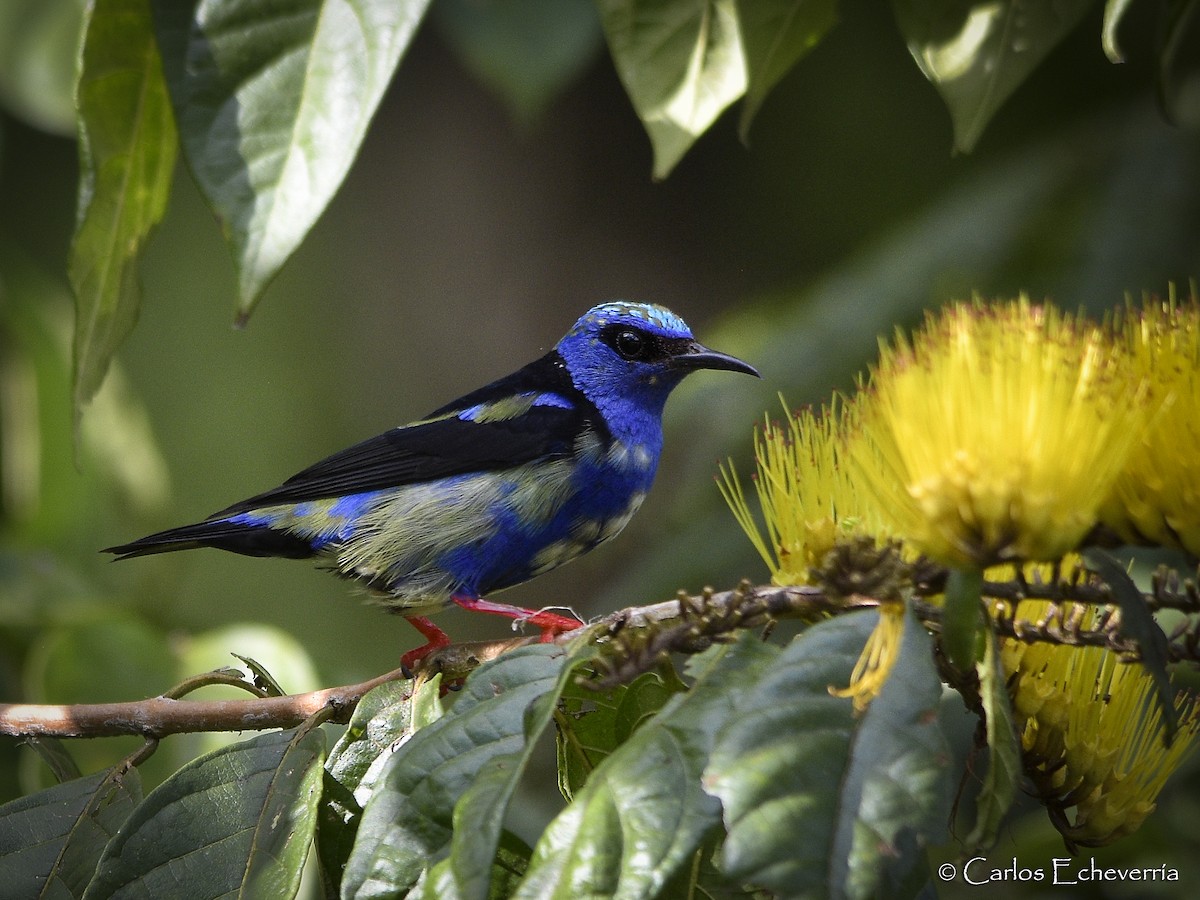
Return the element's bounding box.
[104,518,315,561]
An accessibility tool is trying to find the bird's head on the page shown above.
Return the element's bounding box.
[556,302,759,423]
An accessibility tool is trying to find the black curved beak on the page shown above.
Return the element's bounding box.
[672,341,761,377]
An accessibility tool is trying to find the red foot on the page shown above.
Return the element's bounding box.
[450,594,583,642]
[401,615,451,676]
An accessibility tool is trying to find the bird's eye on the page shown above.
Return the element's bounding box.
[613,329,648,360]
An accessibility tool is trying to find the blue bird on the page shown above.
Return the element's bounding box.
[105,302,759,668]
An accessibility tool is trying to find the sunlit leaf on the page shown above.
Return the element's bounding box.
[0,768,142,900]
[69,0,177,436]
[153,0,430,320]
[596,0,747,178]
[434,0,603,124]
[318,676,441,897]
[83,723,326,898]
[343,643,587,900]
[1102,0,1136,62]
[892,0,1093,152]
[517,633,777,898]
[736,0,838,140]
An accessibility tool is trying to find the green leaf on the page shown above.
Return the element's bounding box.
[0,0,86,134]
[596,0,747,178]
[418,831,532,900]
[964,627,1021,849]
[83,723,326,899]
[433,0,603,124]
[891,0,1094,152]
[704,610,950,898]
[516,633,778,898]
[24,738,83,786]
[69,0,177,434]
[342,643,587,900]
[555,666,685,801]
[152,0,429,320]
[735,0,838,140]
[0,768,142,900]
[318,676,441,897]
[1082,547,1179,743]
[834,606,951,899]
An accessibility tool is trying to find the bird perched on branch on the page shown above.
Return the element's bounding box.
[106,302,759,670]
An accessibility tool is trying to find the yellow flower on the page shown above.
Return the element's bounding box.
[1101,290,1200,555]
[830,598,906,712]
[718,395,889,586]
[854,299,1145,568]
[990,568,1200,846]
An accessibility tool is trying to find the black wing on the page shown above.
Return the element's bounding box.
[214,351,600,515]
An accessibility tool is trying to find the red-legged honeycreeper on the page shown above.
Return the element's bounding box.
[105,302,760,668]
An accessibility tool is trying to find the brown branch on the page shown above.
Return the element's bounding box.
[0,667,407,739]
[0,584,846,741]
[5,574,1196,741]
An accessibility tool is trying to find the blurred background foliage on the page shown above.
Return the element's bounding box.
[2,0,1200,888]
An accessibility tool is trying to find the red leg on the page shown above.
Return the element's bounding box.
[451,594,583,642]
[401,615,451,676]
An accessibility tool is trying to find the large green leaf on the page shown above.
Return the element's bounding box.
[433,0,603,124]
[515,632,778,898]
[833,606,951,898]
[69,0,177,432]
[735,0,838,140]
[891,0,1094,152]
[596,0,747,178]
[707,610,948,899]
[82,723,326,899]
[318,676,442,897]
[152,0,429,320]
[342,643,589,900]
[0,768,142,900]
